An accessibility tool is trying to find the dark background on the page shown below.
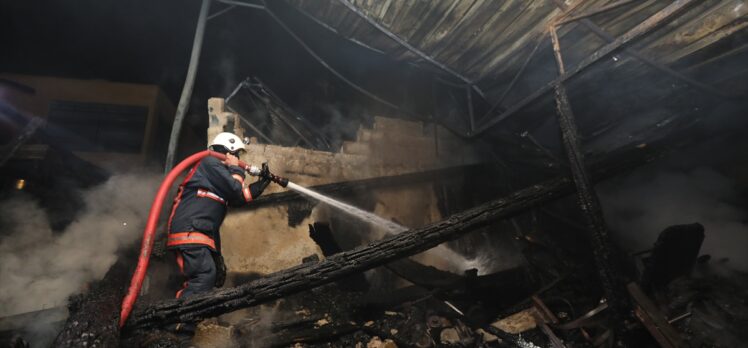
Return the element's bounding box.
[0,0,433,143]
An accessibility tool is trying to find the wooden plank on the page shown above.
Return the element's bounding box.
[627,282,684,348]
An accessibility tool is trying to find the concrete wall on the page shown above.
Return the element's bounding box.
[206,98,484,281]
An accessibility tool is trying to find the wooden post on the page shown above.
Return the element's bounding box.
[550,25,626,326]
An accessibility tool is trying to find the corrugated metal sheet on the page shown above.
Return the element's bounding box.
[288,0,746,82]
[283,0,746,150]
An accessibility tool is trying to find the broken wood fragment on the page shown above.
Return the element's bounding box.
[627,282,684,348]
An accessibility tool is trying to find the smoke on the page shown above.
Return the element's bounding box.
[600,167,748,271]
[233,304,280,347]
[0,172,161,317]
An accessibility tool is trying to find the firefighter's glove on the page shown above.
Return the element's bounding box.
[260,162,270,179]
[212,253,227,288]
[248,174,272,199]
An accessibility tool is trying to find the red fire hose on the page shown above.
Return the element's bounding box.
[119,150,244,327]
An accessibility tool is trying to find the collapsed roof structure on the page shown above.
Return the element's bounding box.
[2,0,747,347]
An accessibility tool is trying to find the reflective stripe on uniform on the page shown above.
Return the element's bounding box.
[167,231,216,249]
[231,174,244,184]
[175,252,187,298]
[242,187,252,202]
[197,188,226,204]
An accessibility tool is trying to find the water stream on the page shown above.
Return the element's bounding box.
[286,181,497,274]
[286,182,406,234]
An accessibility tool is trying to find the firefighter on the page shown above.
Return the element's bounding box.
[166,132,271,340]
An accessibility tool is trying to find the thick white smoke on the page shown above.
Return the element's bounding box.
[600,167,748,271]
[0,173,161,317]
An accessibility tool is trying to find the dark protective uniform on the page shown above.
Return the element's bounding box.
[166,155,269,299]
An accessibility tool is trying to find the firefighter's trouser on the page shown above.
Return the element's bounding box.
[175,247,217,299]
[170,247,216,337]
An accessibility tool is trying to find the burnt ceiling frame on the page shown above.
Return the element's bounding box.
[536,0,723,336]
[281,0,386,55]
[474,0,734,137]
[548,0,731,99]
[474,0,704,136]
[333,0,497,135]
[221,0,493,140]
[225,77,333,151]
[334,0,488,101]
[261,0,403,112]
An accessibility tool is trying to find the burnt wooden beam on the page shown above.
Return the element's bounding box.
[475,0,699,135]
[125,139,671,331]
[550,24,626,324]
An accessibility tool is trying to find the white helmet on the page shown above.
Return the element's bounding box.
[209,132,246,153]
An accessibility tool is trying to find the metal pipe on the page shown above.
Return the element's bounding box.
[215,0,263,10]
[478,33,547,123]
[465,85,475,134]
[262,0,401,111]
[281,0,385,55]
[556,0,640,25]
[207,4,236,20]
[335,0,487,101]
[164,0,211,173]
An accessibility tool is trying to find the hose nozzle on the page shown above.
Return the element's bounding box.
[267,173,289,187]
[246,163,288,187]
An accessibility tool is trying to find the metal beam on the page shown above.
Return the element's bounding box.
[556,0,640,25]
[262,0,402,111]
[165,0,210,173]
[551,0,730,99]
[336,0,487,101]
[207,4,237,20]
[215,0,263,10]
[282,0,385,55]
[477,33,547,124]
[475,0,699,135]
[465,85,475,134]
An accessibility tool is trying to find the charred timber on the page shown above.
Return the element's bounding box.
[551,27,626,321]
[53,254,134,347]
[125,141,670,331]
